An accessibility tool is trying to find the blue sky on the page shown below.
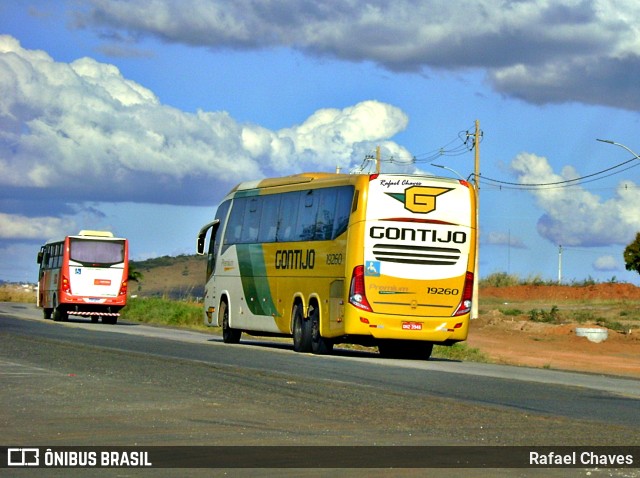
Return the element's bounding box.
[2,0,640,284]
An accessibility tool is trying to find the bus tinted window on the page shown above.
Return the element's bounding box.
[224,197,246,245]
[333,187,353,238]
[315,189,337,240]
[69,239,125,265]
[55,243,63,268]
[258,194,280,243]
[223,186,354,245]
[241,198,260,243]
[296,190,319,241]
[277,191,300,242]
[206,200,230,277]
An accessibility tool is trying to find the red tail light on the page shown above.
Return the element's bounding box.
[119,280,128,296]
[453,271,474,317]
[349,265,372,312]
[61,274,71,293]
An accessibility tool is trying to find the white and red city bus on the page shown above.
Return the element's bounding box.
[36,230,129,324]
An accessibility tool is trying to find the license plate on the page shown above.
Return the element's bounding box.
[402,321,422,330]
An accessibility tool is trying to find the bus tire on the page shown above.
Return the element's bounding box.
[378,340,433,360]
[52,306,68,322]
[292,303,312,353]
[43,308,52,320]
[220,300,241,344]
[309,304,333,355]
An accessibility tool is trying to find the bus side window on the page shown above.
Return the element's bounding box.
[315,188,337,240]
[277,191,300,242]
[258,194,280,243]
[54,243,62,268]
[47,245,56,269]
[224,197,247,245]
[296,190,319,241]
[208,200,230,278]
[241,198,260,243]
[333,186,354,238]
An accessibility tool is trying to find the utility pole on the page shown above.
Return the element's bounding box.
[375,145,381,174]
[558,245,563,284]
[472,119,480,320]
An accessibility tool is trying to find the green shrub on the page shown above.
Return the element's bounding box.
[121,297,204,328]
[480,272,520,287]
[500,308,523,316]
[432,343,490,362]
[529,305,560,323]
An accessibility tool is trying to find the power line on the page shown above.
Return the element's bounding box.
[478,153,640,190]
[365,124,640,190]
[356,124,481,170]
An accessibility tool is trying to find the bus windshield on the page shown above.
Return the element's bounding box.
[69,238,126,266]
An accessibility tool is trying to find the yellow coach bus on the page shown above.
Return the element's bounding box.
[196,172,476,359]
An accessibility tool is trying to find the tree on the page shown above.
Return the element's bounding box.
[623,232,640,275]
[128,262,144,283]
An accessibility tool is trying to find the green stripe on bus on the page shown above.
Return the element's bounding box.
[237,244,279,317]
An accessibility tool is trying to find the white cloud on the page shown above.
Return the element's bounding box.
[593,255,620,271]
[75,0,640,110]
[0,35,411,207]
[275,102,410,171]
[509,152,640,247]
[483,231,527,249]
[0,213,77,240]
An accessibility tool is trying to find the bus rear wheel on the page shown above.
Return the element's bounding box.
[378,340,433,360]
[309,304,333,355]
[292,304,312,353]
[52,301,68,322]
[220,300,241,344]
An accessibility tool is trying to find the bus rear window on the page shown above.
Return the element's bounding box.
[69,239,125,266]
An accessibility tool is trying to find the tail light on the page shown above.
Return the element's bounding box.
[453,271,474,317]
[61,274,71,293]
[119,280,128,296]
[349,265,372,312]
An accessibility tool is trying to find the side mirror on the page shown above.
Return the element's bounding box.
[196,220,219,255]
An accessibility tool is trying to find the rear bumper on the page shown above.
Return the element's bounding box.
[344,308,469,343]
[60,294,126,310]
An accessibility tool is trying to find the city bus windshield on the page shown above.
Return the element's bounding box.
[69,239,125,266]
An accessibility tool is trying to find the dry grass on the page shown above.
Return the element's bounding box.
[0,285,37,303]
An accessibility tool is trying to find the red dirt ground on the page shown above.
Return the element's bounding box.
[468,284,640,379]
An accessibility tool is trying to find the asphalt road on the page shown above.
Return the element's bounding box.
[1,302,639,476]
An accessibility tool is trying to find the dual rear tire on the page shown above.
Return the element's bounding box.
[292,303,333,355]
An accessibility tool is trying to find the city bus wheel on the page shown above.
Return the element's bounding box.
[292,304,312,353]
[91,316,99,323]
[43,308,52,320]
[220,300,241,344]
[52,306,68,322]
[309,305,333,355]
[378,340,433,360]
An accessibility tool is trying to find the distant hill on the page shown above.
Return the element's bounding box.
[129,254,206,300]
